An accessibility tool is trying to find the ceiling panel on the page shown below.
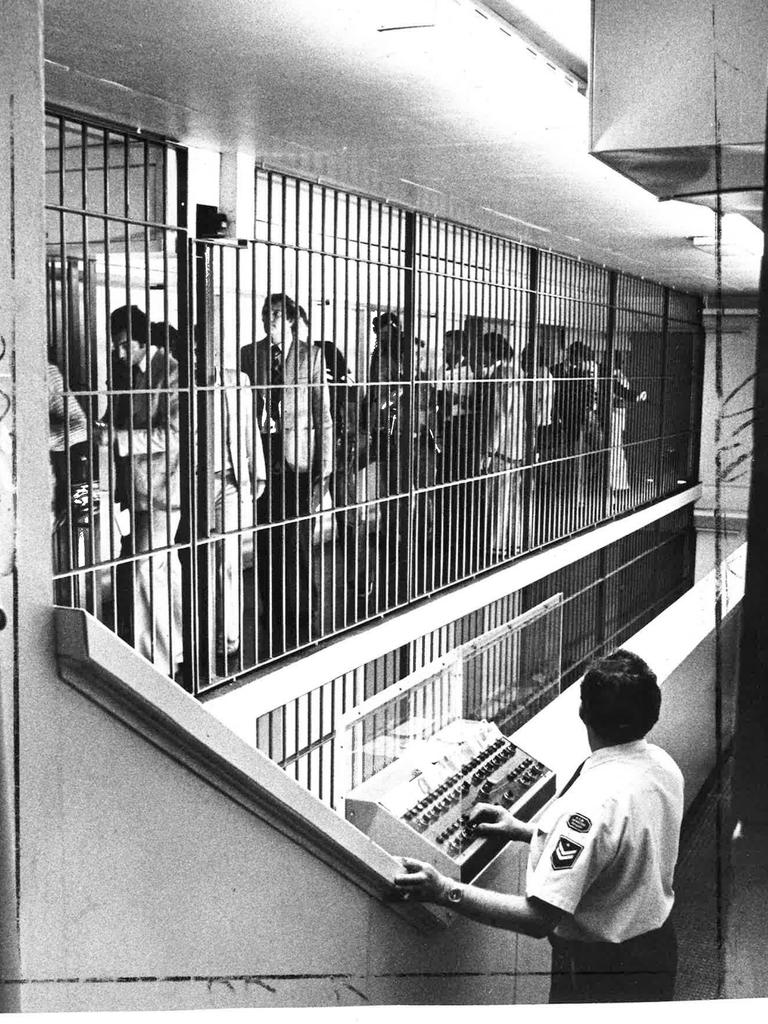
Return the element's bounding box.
[43,0,762,295]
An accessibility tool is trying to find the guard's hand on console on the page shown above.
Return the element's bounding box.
[393,857,450,903]
[469,803,533,843]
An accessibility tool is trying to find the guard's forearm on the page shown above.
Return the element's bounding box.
[434,883,553,938]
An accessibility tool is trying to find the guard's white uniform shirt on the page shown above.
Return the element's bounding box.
[526,739,684,943]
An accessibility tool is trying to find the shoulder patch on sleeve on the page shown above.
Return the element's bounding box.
[567,812,592,834]
[551,835,584,870]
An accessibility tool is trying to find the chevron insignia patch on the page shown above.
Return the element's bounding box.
[551,835,584,870]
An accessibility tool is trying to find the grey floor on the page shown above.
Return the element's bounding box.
[673,752,768,1003]
[674,761,732,1000]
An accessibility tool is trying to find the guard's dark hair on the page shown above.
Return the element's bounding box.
[110,305,149,346]
[262,292,299,323]
[580,649,661,743]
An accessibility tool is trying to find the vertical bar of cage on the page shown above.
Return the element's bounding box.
[173,144,194,689]
[122,132,144,662]
[401,208,416,608]
[656,286,671,502]
[365,194,380,616]
[522,246,538,552]
[538,251,550,547]
[490,231,503,569]
[62,122,75,594]
[338,188,359,630]
[249,202,261,665]
[303,180,315,642]
[216,244,228,679]
[475,227,487,575]
[412,214,423,596]
[435,217,448,590]
[556,254,567,535]
[79,124,97,587]
[451,219,463,587]
[570,256,579,533]
[233,243,246,674]
[56,118,76,597]
[193,240,214,686]
[427,215,438,595]
[291,176,303,652]
[483,230,494,574]
[101,125,120,632]
[552,266,563,545]
[142,135,169,677]
[273,170,286,658]
[458,223,471,583]
[602,269,617,520]
[317,183,334,633]
[444,218,456,585]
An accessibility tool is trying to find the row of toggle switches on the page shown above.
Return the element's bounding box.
[402,737,510,826]
[400,736,553,855]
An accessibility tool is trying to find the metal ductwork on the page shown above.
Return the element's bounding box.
[590,0,767,228]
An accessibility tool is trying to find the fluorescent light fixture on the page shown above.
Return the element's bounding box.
[481,206,551,233]
[399,178,443,194]
[691,213,764,257]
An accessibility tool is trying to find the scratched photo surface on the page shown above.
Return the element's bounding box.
[1,1,766,1021]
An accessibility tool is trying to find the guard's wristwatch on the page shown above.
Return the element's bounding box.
[444,884,464,905]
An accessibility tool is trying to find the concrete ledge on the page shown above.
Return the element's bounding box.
[54,606,450,932]
[205,485,702,736]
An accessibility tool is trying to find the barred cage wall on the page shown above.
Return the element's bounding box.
[45,108,704,699]
[255,507,696,808]
[45,108,189,679]
[337,594,562,798]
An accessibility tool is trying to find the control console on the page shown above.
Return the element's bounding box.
[344,719,555,882]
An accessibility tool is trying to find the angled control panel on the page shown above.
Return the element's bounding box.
[344,720,555,882]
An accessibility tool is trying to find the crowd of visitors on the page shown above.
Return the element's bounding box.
[48,296,647,678]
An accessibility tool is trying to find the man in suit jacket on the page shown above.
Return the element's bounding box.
[108,305,183,678]
[239,293,333,655]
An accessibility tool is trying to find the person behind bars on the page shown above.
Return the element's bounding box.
[105,305,183,679]
[239,293,333,655]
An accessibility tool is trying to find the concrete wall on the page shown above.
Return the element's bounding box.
[0,0,52,1012]
[698,310,758,521]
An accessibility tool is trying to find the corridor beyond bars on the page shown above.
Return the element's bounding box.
[45,109,704,696]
